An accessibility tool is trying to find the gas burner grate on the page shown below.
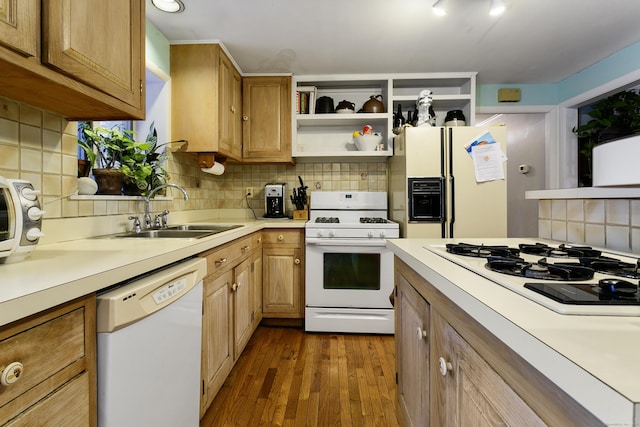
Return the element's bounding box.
[486,256,595,281]
[446,243,520,258]
[518,242,602,258]
[578,256,640,280]
[359,217,387,224]
[315,217,340,223]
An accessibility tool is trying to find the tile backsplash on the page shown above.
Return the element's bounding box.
[0,96,388,222]
[538,198,640,253]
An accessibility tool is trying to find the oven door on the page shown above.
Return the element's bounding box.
[305,240,394,309]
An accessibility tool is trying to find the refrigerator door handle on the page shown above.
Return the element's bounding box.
[448,127,455,238]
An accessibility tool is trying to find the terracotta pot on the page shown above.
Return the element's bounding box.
[92,168,124,195]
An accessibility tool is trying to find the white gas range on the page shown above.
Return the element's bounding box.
[304,191,399,334]
[424,238,640,316]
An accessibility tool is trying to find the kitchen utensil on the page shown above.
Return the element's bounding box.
[315,96,334,114]
[362,95,385,113]
[354,134,383,151]
[444,110,466,126]
[335,100,355,113]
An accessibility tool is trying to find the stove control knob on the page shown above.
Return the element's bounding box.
[329,230,335,238]
[316,230,323,238]
[379,230,386,238]
[368,230,374,238]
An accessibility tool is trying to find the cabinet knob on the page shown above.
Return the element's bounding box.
[438,357,452,376]
[294,258,301,265]
[417,326,427,340]
[215,257,227,266]
[231,283,238,291]
[241,245,250,252]
[230,106,236,113]
[278,234,284,241]
[243,115,249,121]
[1,361,24,386]
[257,237,262,244]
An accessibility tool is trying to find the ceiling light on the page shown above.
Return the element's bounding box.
[432,0,447,16]
[489,0,506,16]
[152,0,185,13]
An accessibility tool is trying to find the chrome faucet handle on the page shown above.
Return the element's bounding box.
[154,213,162,228]
[161,210,170,228]
[144,213,152,229]
[128,216,141,233]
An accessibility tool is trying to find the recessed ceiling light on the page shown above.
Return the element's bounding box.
[432,0,447,16]
[489,0,506,16]
[152,0,185,13]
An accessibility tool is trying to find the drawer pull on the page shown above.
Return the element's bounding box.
[294,258,301,265]
[277,234,284,241]
[1,361,24,386]
[438,357,452,376]
[241,245,250,252]
[417,326,427,340]
[215,258,227,266]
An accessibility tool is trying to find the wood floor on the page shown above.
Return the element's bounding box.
[200,326,401,427]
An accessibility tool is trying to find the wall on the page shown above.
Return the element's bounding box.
[538,198,640,253]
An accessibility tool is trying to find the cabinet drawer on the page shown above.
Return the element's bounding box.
[262,230,302,246]
[4,372,91,427]
[202,235,254,275]
[0,295,94,425]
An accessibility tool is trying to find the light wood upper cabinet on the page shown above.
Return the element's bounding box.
[41,0,144,111]
[0,0,38,57]
[171,44,242,161]
[242,76,292,163]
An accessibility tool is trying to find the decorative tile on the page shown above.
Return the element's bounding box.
[566,200,584,222]
[585,224,606,247]
[606,225,630,252]
[551,199,566,220]
[551,220,567,241]
[584,199,605,223]
[567,221,585,244]
[606,200,629,225]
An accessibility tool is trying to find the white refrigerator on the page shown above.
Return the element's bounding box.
[389,126,508,238]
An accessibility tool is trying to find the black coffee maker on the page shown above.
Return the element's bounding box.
[264,183,286,218]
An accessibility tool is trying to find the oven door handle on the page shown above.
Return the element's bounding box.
[305,238,388,247]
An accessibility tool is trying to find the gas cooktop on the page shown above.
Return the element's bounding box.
[425,239,640,316]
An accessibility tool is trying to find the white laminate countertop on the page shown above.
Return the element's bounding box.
[0,218,305,327]
[387,238,640,427]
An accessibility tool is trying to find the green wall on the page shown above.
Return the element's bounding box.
[477,40,640,106]
[145,19,170,74]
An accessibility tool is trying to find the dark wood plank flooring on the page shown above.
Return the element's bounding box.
[200,325,401,427]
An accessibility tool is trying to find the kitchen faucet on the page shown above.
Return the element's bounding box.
[144,184,189,229]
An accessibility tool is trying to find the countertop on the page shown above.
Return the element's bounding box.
[0,218,305,327]
[387,238,640,426]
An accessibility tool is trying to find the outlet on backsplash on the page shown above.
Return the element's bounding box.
[246,187,254,199]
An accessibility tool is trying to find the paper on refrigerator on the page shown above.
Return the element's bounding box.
[464,131,507,182]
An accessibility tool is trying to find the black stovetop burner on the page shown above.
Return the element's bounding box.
[485,256,595,281]
[578,256,640,280]
[446,243,520,258]
[360,217,387,224]
[524,278,640,305]
[519,242,602,258]
[315,217,339,223]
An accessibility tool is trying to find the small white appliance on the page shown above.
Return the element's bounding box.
[96,257,206,427]
[305,191,399,334]
[0,176,45,263]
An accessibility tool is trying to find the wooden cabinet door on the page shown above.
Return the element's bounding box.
[233,258,253,359]
[242,76,292,162]
[201,270,233,415]
[396,274,430,427]
[0,0,38,57]
[41,0,144,110]
[432,311,546,427]
[218,53,242,160]
[251,247,263,330]
[262,246,303,317]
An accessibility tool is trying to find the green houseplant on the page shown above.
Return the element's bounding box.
[572,88,640,186]
[120,122,170,196]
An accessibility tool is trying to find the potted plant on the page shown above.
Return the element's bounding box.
[79,122,130,195]
[572,89,640,186]
[120,122,170,196]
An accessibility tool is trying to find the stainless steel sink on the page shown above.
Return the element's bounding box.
[108,224,243,239]
[166,224,243,232]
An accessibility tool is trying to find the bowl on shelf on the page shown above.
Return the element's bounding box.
[354,134,383,151]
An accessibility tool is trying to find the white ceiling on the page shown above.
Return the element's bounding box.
[146,0,640,85]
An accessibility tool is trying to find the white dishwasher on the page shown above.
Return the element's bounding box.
[96,257,206,427]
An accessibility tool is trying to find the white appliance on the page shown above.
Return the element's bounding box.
[388,126,507,238]
[424,238,640,316]
[305,191,399,334]
[96,257,206,427]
